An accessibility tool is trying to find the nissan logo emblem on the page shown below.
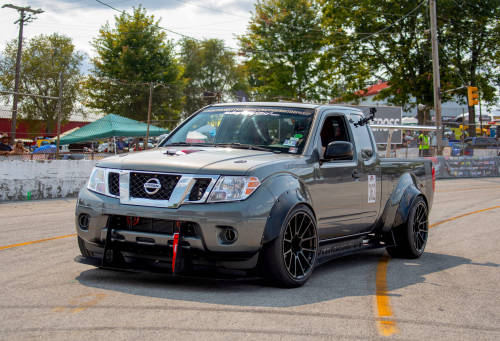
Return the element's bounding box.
[143,178,162,195]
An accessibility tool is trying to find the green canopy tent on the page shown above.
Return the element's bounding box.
[59,114,169,145]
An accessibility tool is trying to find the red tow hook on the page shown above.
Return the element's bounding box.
[172,221,181,274]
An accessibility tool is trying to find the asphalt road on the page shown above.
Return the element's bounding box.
[1,178,499,340]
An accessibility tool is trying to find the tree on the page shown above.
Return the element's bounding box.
[321,0,500,129]
[438,0,500,136]
[0,33,82,133]
[180,38,248,115]
[85,6,182,128]
[238,0,325,102]
[321,1,446,124]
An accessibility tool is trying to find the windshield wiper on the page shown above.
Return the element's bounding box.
[163,142,213,147]
[214,143,276,152]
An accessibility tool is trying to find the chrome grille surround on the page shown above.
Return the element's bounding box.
[118,170,219,208]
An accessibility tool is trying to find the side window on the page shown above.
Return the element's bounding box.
[319,115,353,159]
[350,117,374,154]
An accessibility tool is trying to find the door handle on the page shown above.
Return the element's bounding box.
[352,170,360,179]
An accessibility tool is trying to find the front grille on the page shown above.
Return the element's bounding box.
[188,178,212,201]
[129,172,180,200]
[108,215,198,237]
[108,172,120,196]
[109,215,174,234]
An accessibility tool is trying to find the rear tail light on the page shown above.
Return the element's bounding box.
[431,165,436,192]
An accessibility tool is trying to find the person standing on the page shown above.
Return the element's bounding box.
[10,140,29,155]
[0,134,13,155]
[418,131,430,157]
[115,137,126,153]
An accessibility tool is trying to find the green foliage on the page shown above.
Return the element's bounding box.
[238,0,325,102]
[437,0,499,135]
[85,6,182,128]
[321,0,439,122]
[321,0,499,125]
[180,38,248,115]
[0,33,82,132]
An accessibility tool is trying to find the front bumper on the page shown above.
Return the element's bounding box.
[76,185,276,271]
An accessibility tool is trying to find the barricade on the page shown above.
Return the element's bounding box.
[427,156,500,179]
[0,159,97,201]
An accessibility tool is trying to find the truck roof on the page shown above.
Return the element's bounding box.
[209,102,362,113]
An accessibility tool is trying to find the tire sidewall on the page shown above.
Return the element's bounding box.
[406,197,428,257]
[274,204,318,287]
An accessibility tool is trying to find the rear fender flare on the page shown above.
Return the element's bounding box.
[379,173,423,232]
[393,185,425,228]
[261,175,314,244]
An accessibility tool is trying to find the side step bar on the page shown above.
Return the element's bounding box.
[316,235,385,265]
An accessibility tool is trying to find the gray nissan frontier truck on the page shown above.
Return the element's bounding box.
[75,102,434,287]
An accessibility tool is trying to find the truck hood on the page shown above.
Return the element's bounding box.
[96,147,287,175]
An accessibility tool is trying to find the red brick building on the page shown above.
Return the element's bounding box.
[0,106,101,140]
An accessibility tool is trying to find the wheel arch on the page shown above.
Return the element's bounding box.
[393,183,428,228]
[261,174,315,244]
[378,172,429,233]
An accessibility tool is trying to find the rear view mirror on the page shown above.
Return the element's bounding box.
[324,141,354,160]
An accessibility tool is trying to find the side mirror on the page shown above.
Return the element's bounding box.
[361,148,373,159]
[324,141,354,160]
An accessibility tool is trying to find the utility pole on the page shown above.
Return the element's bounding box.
[55,71,63,158]
[2,4,43,145]
[429,0,443,155]
[145,82,153,150]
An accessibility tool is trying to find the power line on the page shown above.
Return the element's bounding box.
[93,0,427,56]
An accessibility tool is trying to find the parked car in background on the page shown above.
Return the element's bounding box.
[464,137,499,148]
[450,142,473,156]
[130,142,154,151]
[97,142,115,153]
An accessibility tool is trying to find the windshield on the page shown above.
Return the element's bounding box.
[162,106,315,154]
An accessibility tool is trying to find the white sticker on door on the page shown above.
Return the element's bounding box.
[368,175,376,203]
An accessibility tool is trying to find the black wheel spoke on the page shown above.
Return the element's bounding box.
[299,251,312,267]
[296,255,305,276]
[412,201,428,252]
[300,222,312,238]
[296,214,306,237]
[301,236,315,242]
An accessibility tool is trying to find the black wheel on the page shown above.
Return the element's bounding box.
[78,236,92,257]
[259,205,318,287]
[387,196,428,258]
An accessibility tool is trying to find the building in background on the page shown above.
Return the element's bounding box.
[0,105,102,140]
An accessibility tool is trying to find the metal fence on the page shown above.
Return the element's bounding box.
[380,146,500,159]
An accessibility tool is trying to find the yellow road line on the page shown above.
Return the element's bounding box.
[52,293,108,314]
[436,185,500,193]
[375,255,398,336]
[429,206,500,229]
[0,234,76,251]
[375,205,500,337]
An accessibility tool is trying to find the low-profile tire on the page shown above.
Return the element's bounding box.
[259,205,318,288]
[78,236,92,257]
[387,196,428,259]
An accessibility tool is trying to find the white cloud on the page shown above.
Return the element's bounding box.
[0,0,255,57]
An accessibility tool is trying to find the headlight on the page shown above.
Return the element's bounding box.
[87,167,107,195]
[207,176,260,202]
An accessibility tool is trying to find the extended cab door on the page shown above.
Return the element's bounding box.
[309,112,367,240]
[348,113,382,232]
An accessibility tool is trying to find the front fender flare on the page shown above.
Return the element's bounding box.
[261,175,314,244]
